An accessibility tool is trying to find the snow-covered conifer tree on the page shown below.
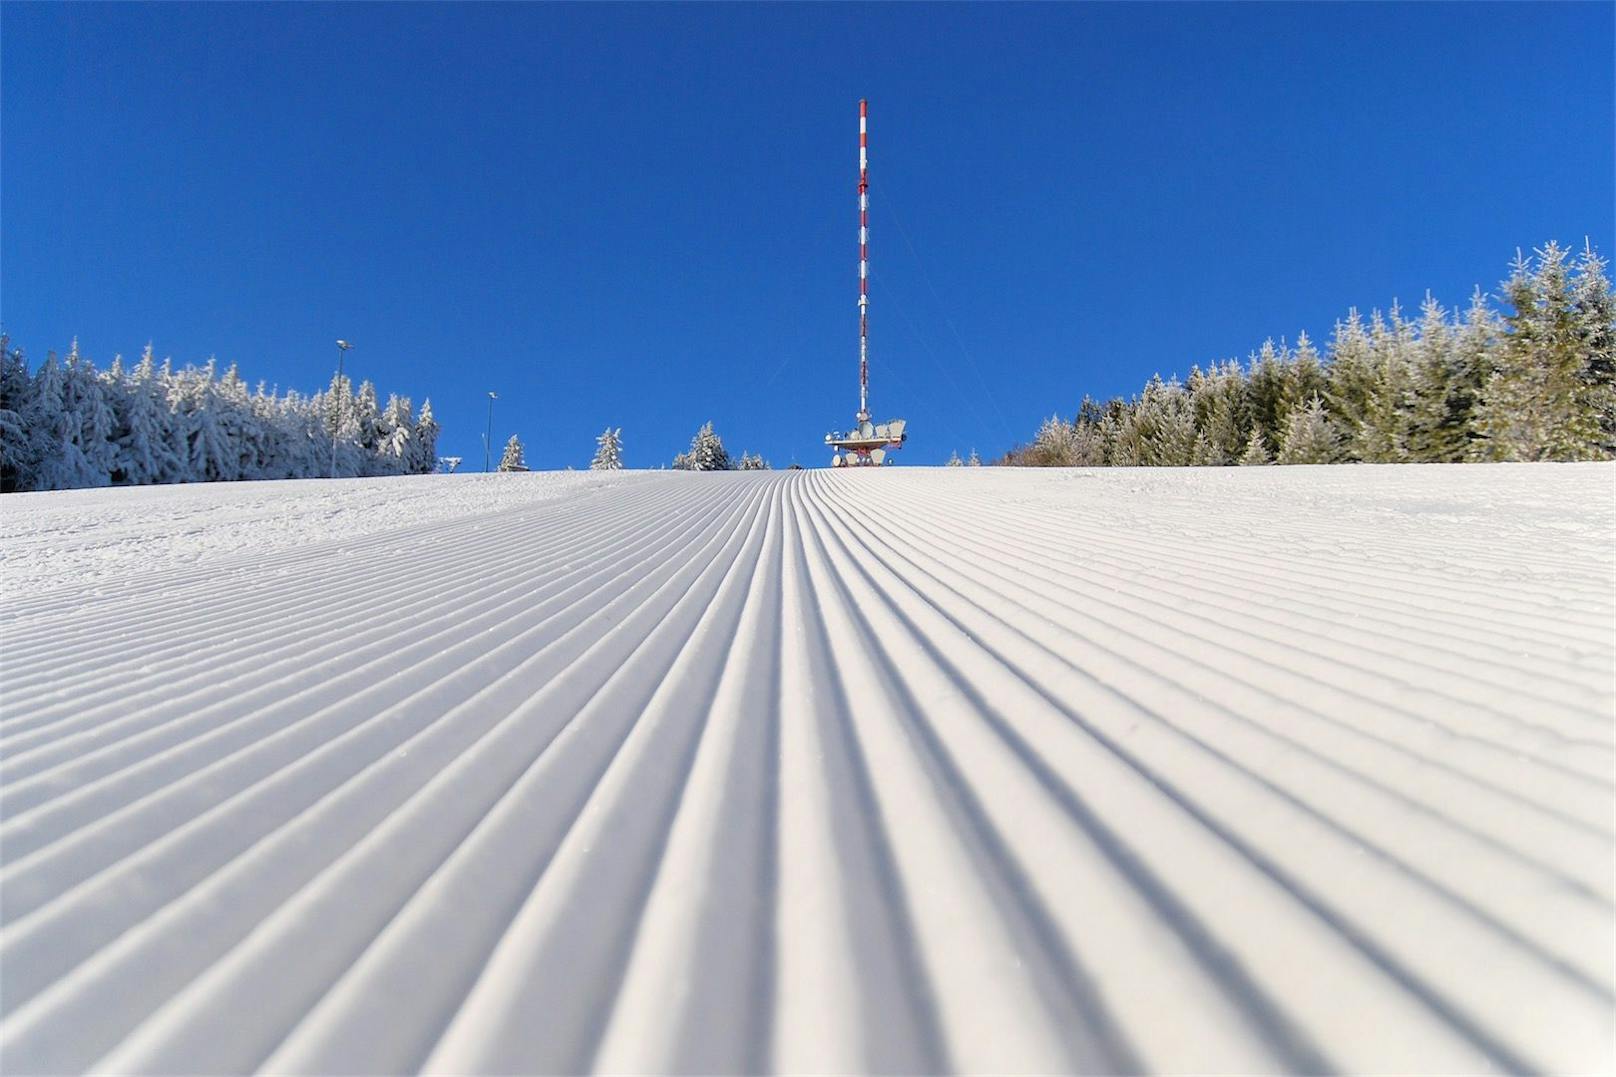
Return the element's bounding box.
[1238,429,1271,465]
[0,336,36,491]
[63,341,116,486]
[1277,394,1341,464]
[1198,361,1248,464]
[1132,375,1196,466]
[25,352,97,490]
[1071,418,1106,466]
[967,449,981,466]
[1359,305,1417,463]
[1571,239,1616,456]
[413,399,440,475]
[591,427,624,470]
[1281,332,1328,420]
[114,346,180,484]
[946,450,963,467]
[353,380,382,454]
[176,360,240,482]
[498,433,526,471]
[1029,415,1078,466]
[1245,340,1290,452]
[381,394,416,473]
[1325,310,1377,461]
[1479,240,1616,460]
[1107,404,1143,466]
[686,422,731,471]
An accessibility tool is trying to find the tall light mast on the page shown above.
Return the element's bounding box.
[827,99,907,466]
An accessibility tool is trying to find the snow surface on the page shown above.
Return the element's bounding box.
[1,463,1611,1074]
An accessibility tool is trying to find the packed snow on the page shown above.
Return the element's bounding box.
[0,470,649,597]
[0,463,1611,1074]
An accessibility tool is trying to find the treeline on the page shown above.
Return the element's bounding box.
[1001,240,1614,467]
[0,340,441,492]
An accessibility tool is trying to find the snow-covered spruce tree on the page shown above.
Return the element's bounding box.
[498,433,526,472]
[1129,375,1197,466]
[26,352,97,490]
[1405,291,1494,464]
[1277,394,1341,464]
[113,346,180,485]
[1156,381,1198,466]
[671,450,694,471]
[413,400,440,475]
[1238,429,1271,465]
[1106,404,1143,466]
[591,427,624,470]
[1325,309,1376,461]
[1478,241,1615,461]
[1283,332,1328,418]
[381,395,416,473]
[62,341,117,487]
[946,450,963,467]
[277,389,326,479]
[1029,415,1079,466]
[1571,239,1616,456]
[248,381,292,480]
[1199,361,1250,465]
[1066,396,1109,466]
[173,359,236,482]
[738,451,770,470]
[1405,293,1453,462]
[219,363,260,480]
[1244,340,1290,452]
[1071,419,1106,466]
[684,421,731,471]
[0,335,37,491]
[353,380,382,456]
[1358,305,1419,463]
[967,449,981,466]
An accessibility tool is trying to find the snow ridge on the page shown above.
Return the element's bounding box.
[1,465,1611,1073]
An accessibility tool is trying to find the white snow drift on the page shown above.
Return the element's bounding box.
[0,464,1611,1074]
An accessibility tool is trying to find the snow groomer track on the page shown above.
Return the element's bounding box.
[1,464,1611,1074]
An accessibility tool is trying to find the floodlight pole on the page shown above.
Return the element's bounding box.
[330,339,353,479]
[485,391,497,472]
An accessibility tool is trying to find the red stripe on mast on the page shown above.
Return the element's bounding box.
[857,98,869,421]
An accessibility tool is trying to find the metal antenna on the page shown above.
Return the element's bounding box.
[858,98,870,424]
[826,99,907,467]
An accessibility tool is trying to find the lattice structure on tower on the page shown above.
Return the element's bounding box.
[826,99,908,467]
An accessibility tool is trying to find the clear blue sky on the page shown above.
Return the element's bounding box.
[4,3,1611,468]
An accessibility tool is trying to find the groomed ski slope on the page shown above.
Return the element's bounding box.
[1,463,1611,1075]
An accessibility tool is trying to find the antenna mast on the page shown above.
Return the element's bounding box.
[826,98,907,466]
[858,98,870,423]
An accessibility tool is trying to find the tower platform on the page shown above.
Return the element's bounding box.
[826,417,907,467]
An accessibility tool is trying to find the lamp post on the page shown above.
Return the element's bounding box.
[484,391,498,472]
[330,339,353,479]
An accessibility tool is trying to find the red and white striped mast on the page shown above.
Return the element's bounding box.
[825,98,906,466]
[857,97,870,423]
